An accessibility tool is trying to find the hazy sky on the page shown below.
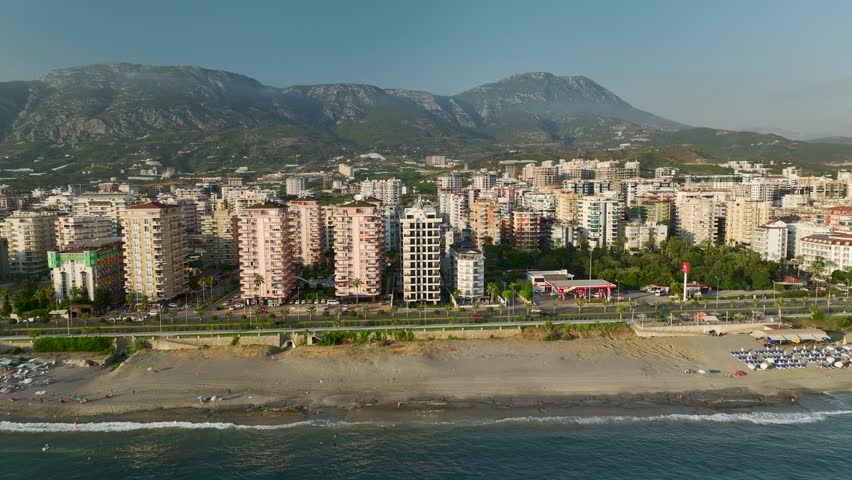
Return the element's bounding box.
[1,0,851,137]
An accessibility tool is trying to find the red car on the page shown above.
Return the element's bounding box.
[471,313,484,320]
[259,308,268,314]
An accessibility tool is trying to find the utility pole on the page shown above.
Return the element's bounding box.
[682,262,690,303]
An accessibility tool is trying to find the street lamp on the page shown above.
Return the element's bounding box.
[715,276,721,311]
[587,245,593,302]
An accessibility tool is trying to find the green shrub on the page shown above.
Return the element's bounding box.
[32,336,114,352]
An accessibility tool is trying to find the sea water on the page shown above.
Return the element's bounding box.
[2,394,852,479]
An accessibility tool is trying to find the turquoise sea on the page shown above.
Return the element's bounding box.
[3,393,852,479]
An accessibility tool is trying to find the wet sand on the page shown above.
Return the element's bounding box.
[3,335,851,424]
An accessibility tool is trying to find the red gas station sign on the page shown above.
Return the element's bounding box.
[681,262,690,274]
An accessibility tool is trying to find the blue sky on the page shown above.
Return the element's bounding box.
[1,0,851,137]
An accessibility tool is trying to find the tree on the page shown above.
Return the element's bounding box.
[775,298,785,321]
[350,278,362,305]
[615,303,626,320]
[138,295,150,315]
[416,303,425,319]
[487,282,500,303]
[307,305,317,321]
[0,289,12,318]
[195,308,205,322]
[452,289,462,302]
[253,274,265,310]
[502,290,514,321]
[93,288,112,312]
[444,303,453,319]
[169,310,178,325]
[576,299,584,314]
[360,306,369,320]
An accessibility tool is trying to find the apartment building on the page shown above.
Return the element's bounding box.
[401,200,442,305]
[55,215,114,250]
[288,198,325,267]
[446,246,485,301]
[438,192,468,228]
[200,199,238,266]
[285,177,307,196]
[676,197,725,245]
[511,209,541,251]
[333,201,385,300]
[725,199,771,245]
[556,192,581,223]
[800,233,852,272]
[359,178,402,207]
[623,222,668,251]
[122,202,187,303]
[71,192,133,235]
[0,211,57,276]
[48,237,124,303]
[752,221,788,262]
[437,173,463,193]
[470,198,503,247]
[237,205,295,304]
[471,172,497,191]
[576,196,624,249]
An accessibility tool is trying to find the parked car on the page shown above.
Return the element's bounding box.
[471,313,485,320]
[327,299,340,305]
[259,308,268,314]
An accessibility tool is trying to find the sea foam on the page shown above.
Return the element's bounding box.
[2,410,850,432]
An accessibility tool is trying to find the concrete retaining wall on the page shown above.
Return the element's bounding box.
[149,334,282,350]
[632,322,776,337]
[411,327,521,340]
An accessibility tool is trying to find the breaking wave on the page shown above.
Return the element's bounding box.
[3,410,851,432]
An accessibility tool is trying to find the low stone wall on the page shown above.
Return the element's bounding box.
[149,334,282,350]
[411,327,521,340]
[632,322,775,337]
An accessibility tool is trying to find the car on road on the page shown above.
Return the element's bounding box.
[471,313,485,320]
[327,299,340,305]
[168,303,178,308]
[259,308,268,314]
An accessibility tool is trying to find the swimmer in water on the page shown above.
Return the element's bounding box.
[42,444,49,452]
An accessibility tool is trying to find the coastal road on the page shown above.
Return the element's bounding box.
[0,318,623,341]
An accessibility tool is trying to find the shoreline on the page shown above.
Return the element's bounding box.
[0,388,817,426]
[3,335,852,426]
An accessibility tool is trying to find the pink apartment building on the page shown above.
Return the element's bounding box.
[238,205,295,304]
[333,200,384,300]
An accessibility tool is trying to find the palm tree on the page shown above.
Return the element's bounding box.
[502,291,513,322]
[351,277,362,305]
[391,317,400,327]
[307,305,317,321]
[576,299,584,314]
[448,315,457,325]
[253,274,265,310]
[225,310,233,324]
[416,303,425,319]
[552,300,558,314]
[615,303,626,321]
[775,298,785,321]
[444,303,453,319]
[451,289,462,304]
[169,311,177,325]
[487,282,500,303]
[360,306,369,320]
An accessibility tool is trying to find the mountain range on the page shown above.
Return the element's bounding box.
[1,63,851,184]
[0,63,680,147]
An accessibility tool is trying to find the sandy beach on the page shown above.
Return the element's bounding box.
[3,334,852,423]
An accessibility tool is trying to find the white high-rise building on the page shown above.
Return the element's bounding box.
[285,177,307,196]
[623,222,668,251]
[238,205,295,304]
[360,178,402,207]
[437,173,463,193]
[576,196,624,248]
[401,200,442,305]
[0,211,57,276]
[334,200,385,299]
[471,172,497,191]
[447,246,485,301]
[71,192,133,235]
[725,199,771,245]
